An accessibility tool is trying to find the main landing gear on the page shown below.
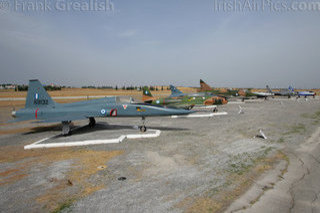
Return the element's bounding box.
[62,121,71,136]
[89,117,96,128]
[139,116,147,132]
[61,117,96,136]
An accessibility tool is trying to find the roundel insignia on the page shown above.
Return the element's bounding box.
[123,104,127,110]
[101,109,106,114]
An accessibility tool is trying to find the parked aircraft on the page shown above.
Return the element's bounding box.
[198,79,273,99]
[142,86,227,108]
[267,85,316,98]
[198,79,239,97]
[297,90,316,98]
[249,85,274,99]
[266,85,295,98]
[169,85,222,98]
[11,80,193,135]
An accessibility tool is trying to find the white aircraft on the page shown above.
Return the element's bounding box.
[251,85,274,99]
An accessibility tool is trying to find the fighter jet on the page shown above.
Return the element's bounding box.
[268,86,296,98]
[198,79,274,99]
[142,86,227,108]
[297,90,316,98]
[11,80,193,135]
[249,85,274,99]
[169,85,213,98]
[198,79,239,97]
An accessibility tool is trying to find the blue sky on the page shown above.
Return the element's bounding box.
[1,0,320,88]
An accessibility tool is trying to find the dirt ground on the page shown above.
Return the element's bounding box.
[0,95,320,213]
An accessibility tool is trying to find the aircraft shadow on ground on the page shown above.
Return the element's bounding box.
[23,122,189,137]
[23,124,62,135]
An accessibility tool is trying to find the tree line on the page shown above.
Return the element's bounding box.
[9,84,170,91]
[82,86,170,91]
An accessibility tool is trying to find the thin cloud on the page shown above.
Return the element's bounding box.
[118,30,138,38]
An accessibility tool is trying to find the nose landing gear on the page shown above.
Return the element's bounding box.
[139,116,147,132]
[62,121,71,136]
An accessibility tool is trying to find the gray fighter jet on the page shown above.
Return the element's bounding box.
[267,85,296,98]
[11,80,192,135]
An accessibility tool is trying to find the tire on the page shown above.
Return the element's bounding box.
[89,117,96,128]
[62,124,71,136]
[140,126,147,132]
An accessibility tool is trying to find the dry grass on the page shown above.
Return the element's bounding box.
[0,88,175,98]
[0,123,63,135]
[0,145,123,211]
[0,167,27,186]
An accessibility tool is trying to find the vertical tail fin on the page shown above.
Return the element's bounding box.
[169,85,183,97]
[142,86,153,102]
[25,80,56,108]
[266,85,273,93]
[199,79,213,92]
[288,86,294,92]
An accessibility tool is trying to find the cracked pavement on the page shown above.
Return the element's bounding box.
[227,126,320,213]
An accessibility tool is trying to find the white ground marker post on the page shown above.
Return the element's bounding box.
[238,105,244,114]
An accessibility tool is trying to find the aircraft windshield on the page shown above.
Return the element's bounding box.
[115,96,137,104]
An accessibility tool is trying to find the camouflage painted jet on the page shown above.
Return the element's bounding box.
[11,80,193,135]
[198,79,240,97]
[169,85,212,98]
[199,79,275,99]
[142,86,227,108]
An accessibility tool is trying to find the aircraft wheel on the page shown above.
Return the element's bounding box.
[62,122,71,136]
[89,117,96,128]
[140,126,147,132]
